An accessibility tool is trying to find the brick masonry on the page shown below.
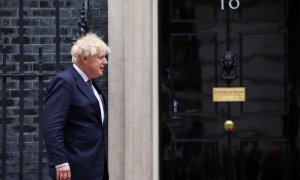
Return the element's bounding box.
[0,0,108,179]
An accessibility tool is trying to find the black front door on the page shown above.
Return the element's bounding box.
[159,0,300,179]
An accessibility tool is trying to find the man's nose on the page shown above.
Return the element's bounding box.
[103,57,108,64]
[103,58,108,64]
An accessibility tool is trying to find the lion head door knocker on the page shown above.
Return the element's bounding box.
[220,51,238,85]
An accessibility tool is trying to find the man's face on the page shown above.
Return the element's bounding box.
[84,49,108,78]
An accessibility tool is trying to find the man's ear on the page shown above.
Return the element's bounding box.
[82,56,88,64]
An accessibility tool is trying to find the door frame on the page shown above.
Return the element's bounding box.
[108,0,159,179]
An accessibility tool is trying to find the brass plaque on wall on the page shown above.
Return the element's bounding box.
[213,87,246,102]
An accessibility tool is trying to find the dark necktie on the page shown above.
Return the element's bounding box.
[87,79,105,123]
[87,79,93,91]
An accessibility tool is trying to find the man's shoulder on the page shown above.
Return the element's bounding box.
[54,67,75,80]
[48,67,76,88]
[58,69,72,78]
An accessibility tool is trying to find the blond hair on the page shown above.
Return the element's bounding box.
[71,33,111,63]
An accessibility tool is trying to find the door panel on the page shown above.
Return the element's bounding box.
[240,0,286,19]
[159,0,300,180]
[171,34,216,113]
[242,33,286,113]
[171,0,216,20]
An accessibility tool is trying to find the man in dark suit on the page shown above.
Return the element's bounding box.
[42,33,110,180]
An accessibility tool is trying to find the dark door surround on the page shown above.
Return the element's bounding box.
[159,0,300,179]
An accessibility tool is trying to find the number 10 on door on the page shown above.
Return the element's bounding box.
[221,0,240,10]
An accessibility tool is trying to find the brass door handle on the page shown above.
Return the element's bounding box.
[224,120,234,132]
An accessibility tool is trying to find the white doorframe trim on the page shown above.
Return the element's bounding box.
[108,0,159,179]
[151,0,159,179]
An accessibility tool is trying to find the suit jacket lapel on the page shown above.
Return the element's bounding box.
[69,67,102,125]
[92,80,107,126]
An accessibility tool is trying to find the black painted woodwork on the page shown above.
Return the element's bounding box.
[159,0,300,179]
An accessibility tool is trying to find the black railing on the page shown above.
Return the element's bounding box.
[0,0,90,179]
[73,0,90,42]
[0,1,60,180]
[1,46,56,180]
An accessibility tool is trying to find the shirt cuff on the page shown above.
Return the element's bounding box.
[55,162,69,168]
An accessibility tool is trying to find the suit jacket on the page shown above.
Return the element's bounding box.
[42,66,108,180]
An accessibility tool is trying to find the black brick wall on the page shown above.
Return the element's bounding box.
[0,0,108,179]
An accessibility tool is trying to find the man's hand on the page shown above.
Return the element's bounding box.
[56,164,71,180]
